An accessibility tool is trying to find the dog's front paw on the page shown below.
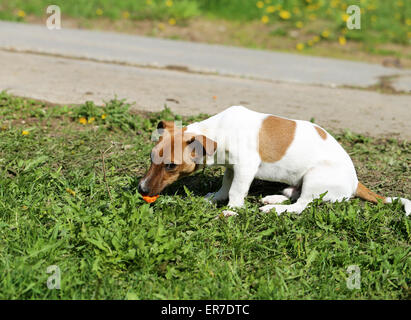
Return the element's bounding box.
[259,204,291,215]
[214,210,238,219]
[259,204,283,215]
[260,195,289,205]
[259,205,274,214]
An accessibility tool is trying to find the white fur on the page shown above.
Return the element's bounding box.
[186,106,410,217]
[386,197,411,216]
[261,195,289,205]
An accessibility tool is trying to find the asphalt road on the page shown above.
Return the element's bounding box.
[1,20,410,88]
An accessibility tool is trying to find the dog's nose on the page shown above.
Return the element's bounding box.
[138,182,148,195]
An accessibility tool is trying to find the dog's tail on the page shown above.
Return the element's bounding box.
[355,182,410,216]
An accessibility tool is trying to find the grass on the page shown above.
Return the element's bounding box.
[0,91,410,299]
[1,0,410,64]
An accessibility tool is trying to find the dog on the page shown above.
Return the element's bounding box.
[138,106,410,217]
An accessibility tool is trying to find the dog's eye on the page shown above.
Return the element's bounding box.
[165,163,177,171]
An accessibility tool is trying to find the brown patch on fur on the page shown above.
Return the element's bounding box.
[157,120,177,132]
[140,123,217,196]
[186,134,218,159]
[156,121,186,141]
[315,126,327,140]
[142,155,197,196]
[355,182,386,204]
[258,116,296,162]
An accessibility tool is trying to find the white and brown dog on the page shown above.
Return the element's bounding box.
[139,106,410,216]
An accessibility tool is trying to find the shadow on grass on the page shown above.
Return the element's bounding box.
[149,171,290,200]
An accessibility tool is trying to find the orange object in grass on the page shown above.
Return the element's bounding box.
[142,195,159,203]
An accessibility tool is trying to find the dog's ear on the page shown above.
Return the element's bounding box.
[157,120,175,131]
[186,135,217,160]
[156,121,176,142]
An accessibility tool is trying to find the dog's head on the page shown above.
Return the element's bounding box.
[138,120,217,197]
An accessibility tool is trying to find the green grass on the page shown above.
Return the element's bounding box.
[1,0,410,46]
[0,91,410,299]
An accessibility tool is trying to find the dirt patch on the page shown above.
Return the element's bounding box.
[343,74,411,95]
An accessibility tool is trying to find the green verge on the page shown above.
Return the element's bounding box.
[0,91,410,299]
[1,0,410,45]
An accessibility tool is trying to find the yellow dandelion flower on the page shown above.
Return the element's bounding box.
[122,11,130,19]
[101,114,107,120]
[313,35,320,43]
[406,19,411,26]
[79,117,87,125]
[22,130,29,135]
[261,15,269,24]
[22,205,28,210]
[168,18,176,25]
[66,188,76,196]
[165,0,173,7]
[256,1,264,9]
[338,36,347,46]
[266,6,275,13]
[17,10,26,18]
[397,1,404,7]
[96,8,103,16]
[295,21,303,29]
[305,0,312,3]
[342,14,349,22]
[296,43,305,51]
[321,30,330,38]
[279,10,291,20]
[88,117,95,124]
